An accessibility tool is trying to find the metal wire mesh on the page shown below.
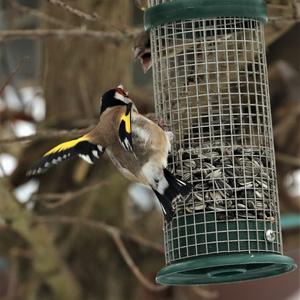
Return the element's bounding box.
[148,1,282,265]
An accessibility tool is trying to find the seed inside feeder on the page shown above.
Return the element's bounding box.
[173,145,277,222]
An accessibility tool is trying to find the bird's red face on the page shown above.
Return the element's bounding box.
[114,85,138,113]
[115,85,127,95]
[114,85,129,101]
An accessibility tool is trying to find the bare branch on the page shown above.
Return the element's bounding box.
[19,0,300,26]
[36,216,220,297]
[10,0,73,28]
[269,16,300,22]
[47,0,99,22]
[0,125,96,145]
[32,181,108,208]
[276,152,300,168]
[0,109,35,123]
[37,215,165,292]
[0,57,28,96]
[46,0,127,32]
[110,230,167,292]
[0,28,139,42]
[190,286,219,299]
[36,215,164,254]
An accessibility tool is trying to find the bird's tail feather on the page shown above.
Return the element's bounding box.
[27,136,104,176]
[153,168,191,222]
[163,168,191,196]
[153,190,174,223]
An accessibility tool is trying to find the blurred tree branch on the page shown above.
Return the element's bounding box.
[110,230,167,292]
[276,152,300,168]
[190,286,219,299]
[9,0,73,28]
[31,181,109,208]
[1,1,298,44]
[47,0,101,23]
[0,179,81,300]
[34,190,174,292]
[0,28,139,42]
[266,1,300,43]
[46,0,130,32]
[0,125,95,144]
[0,109,35,124]
[0,57,28,96]
[36,215,164,254]
[36,215,218,297]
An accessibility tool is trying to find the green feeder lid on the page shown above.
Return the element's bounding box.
[156,253,297,285]
[145,0,268,30]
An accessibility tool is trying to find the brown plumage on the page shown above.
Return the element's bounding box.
[28,85,191,221]
[90,106,171,184]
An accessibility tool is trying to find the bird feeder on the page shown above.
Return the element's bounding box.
[145,0,297,285]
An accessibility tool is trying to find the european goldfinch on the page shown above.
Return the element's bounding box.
[133,30,196,74]
[133,30,152,73]
[28,85,191,222]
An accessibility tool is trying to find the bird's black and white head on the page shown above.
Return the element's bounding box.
[100,85,136,115]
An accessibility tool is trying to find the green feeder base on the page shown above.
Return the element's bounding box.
[156,253,297,285]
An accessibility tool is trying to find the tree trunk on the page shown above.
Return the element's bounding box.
[0,179,81,300]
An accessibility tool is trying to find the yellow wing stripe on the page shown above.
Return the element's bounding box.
[120,113,131,133]
[44,136,88,156]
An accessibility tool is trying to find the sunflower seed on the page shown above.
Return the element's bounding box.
[183,160,197,169]
[207,205,226,212]
[206,169,222,179]
[173,144,276,221]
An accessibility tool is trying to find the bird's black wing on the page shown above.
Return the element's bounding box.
[27,137,105,176]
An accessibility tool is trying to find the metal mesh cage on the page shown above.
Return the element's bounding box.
[147,0,296,284]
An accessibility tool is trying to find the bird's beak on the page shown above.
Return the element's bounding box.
[142,57,152,73]
[134,47,144,59]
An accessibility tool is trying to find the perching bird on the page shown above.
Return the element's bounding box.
[133,30,199,74]
[28,85,191,222]
[133,30,152,73]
